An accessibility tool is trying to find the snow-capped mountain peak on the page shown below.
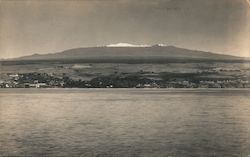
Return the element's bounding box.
[105,43,170,47]
[106,43,150,47]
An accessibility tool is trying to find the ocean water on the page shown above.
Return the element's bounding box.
[0,89,249,157]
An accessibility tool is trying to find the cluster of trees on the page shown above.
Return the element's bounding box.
[62,75,153,88]
[18,73,60,84]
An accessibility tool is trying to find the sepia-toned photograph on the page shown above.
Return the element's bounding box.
[0,0,249,156]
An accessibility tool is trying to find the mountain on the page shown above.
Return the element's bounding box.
[16,43,243,61]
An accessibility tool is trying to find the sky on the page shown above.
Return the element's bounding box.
[0,0,249,58]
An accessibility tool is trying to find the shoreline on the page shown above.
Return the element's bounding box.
[0,88,249,93]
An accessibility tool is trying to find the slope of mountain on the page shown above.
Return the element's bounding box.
[16,44,243,61]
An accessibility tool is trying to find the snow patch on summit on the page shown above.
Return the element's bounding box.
[106,43,150,47]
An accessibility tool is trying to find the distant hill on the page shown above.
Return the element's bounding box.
[15,44,243,61]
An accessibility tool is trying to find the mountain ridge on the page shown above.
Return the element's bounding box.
[13,44,245,61]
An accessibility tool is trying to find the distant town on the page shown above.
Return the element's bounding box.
[1,72,250,88]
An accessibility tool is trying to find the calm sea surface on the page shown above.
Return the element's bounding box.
[0,89,249,157]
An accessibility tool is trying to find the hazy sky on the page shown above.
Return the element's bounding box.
[0,0,249,58]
